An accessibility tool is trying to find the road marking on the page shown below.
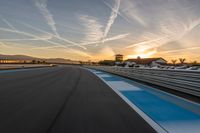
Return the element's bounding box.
[88,69,167,133]
[88,69,200,133]
[107,81,141,91]
[97,74,112,78]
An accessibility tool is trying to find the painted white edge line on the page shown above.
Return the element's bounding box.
[117,71,200,106]
[86,68,168,133]
[89,68,200,106]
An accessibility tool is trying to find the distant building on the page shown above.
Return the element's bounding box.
[99,60,115,66]
[125,57,167,67]
[115,54,123,62]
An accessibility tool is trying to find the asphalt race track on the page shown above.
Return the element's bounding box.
[0,66,156,133]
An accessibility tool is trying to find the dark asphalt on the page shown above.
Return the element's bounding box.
[0,66,156,133]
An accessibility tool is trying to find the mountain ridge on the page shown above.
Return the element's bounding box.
[0,54,78,63]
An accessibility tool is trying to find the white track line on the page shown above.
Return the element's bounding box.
[88,69,167,133]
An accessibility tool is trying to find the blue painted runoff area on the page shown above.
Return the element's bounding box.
[89,69,200,133]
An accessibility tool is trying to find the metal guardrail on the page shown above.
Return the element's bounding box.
[87,66,200,97]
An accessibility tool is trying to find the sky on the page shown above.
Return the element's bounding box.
[0,0,200,62]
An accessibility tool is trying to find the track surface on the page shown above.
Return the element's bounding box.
[0,66,155,133]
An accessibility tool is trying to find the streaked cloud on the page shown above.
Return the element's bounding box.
[35,0,58,36]
[79,33,129,46]
[35,0,87,49]
[0,0,200,61]
[103,0,130,24]
[78,14,128,46]
[1,16,16,30]
[158,46,200,54]
[104,33,129,42]
[18,21,87,49]
[0,27,66,48]
[79,15,103,43]
[103,0,120,42]
[92,46,115,60]
[125,37,166,49]
[159,17,200,41]
[120,0,146,26]
[0,35,52,41]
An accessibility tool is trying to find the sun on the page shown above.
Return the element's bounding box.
[127,50,157,59]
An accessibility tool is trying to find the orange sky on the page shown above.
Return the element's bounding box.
[0,0,200,63]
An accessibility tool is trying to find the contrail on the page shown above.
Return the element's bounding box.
[159,46,200,54]
[120,0,146,26]
[1,17,16,30]
[125,37,166,49]
[103,0,120,42]
[0,42,8,47]
[160,17,200,43]
[31,45,65,49]
[189,17,200,29]
[31,44,91,59]
[35,0,86,49]
[0,28,67,48]
[56,35,87,49]
[19,21,87,49]
[0,36,52,41]
[78,14,128,47]
[0,41,36,49]
[0,15,55,44]
[104,33,129,42]
[35,0,59,36]
[67,33,129,46]
[103,0,131,24]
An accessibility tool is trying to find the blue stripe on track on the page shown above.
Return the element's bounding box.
[89,69,200,133]
[102,77,121,81]
[121,90,200,122]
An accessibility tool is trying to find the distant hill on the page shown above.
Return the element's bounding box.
[0,54,80,64]
[0,54,39,60]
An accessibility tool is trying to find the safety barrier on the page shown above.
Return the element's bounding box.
[87,66,200,97]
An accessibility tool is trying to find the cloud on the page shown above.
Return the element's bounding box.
[66,49,92,58]
[78,14,128,47]
[0,18,80,49]
[0,35,52,41]
[124,16,200,58]
[103,0,130,24]
[18,21,87,49]
[103,0,121,42]
[67,33,129,46]
[35,0,59,36]
[120,0,146,26]
[0,41,37,49]
[158,46,200,54]
[79,15,104,43]
[125,37,166,49]
[0,42,8,48]
[163,16,199,38]
[78,0,122,46]
[76,1,132,47]
[91,46,115,60]
[104,33,129,42]
[35,0,85,49]
[0,27,67,48]
[1,17,16,30]
[187,18,200,31]
[127,49,157,58]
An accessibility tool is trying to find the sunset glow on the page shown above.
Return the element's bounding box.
[0,0,199,62]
